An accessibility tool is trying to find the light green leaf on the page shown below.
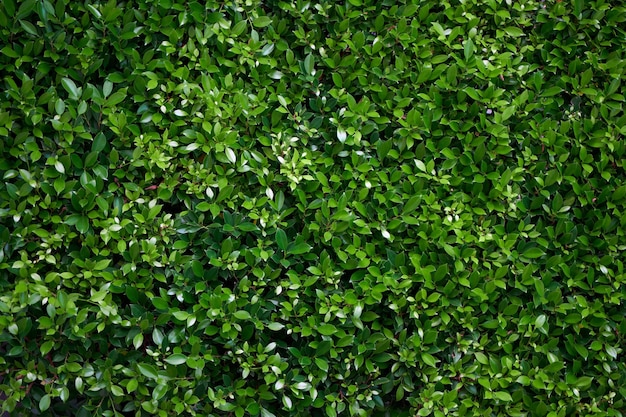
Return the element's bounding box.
[61,77,79,98]
[164,353,187,365]
[494,391,513,401]
[253,16,272,28]
[39,395,51,412]
[421,352,437,367]
[225,147,236,164]
[522,247,545,259]
[464,38,474,61]
[233,310,251,320]
[504,27,524,37]
[137,363,159,380]
[133,333,144,349]
[288,242,312,255]
[318,324,337,336]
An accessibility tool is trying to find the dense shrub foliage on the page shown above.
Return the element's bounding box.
[1,0,626,415]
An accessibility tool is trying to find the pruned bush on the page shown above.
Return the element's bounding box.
[1,0,625,416]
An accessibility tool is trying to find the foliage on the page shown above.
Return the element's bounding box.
[1,0,626,416]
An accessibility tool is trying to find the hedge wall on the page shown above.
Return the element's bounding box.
[1,0,625,416]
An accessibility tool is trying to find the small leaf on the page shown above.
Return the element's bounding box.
[415,159,427,172]
[431,22,444,36]
[421,352,437,367]
[276,228,288,251]
[103,80,113,98]
[61,77,79,98]
[288,242,311,255]
[337,127,347,143]
[494,391,513,401]
[233,310,251,320]
[110,385,124,396]
[253,16,272,28]
[464,38,474,61]
[152,384,168,401]
[303,54,315,75]
[133,333,144,349]
[261,43,274,56]
[268,322,284,331]
[504,27,524,37]
[612,185,626,202]
[225,147,236,164]
[522,247,545,259]
[317,324,337,336]
[315,358,329,372]
[127,379,138,393]
[20,20,39,36]
[55,98,65,114]
[541,86,562,97]
[151,297,168,310]
[92,132,107,152]
[138,363,159,380]
[39,395,51,412]
[605,345,618,359]
[231,20,247,36]
[164,354,187,365]
[76,216,89,234]
[196,202,211,212]
[55,160,65,174]
[402,195,421,214]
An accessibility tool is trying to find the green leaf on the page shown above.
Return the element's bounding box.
[522,247,545,259]
[267,322,284,331]
[276,228,288,251]
[402,195,421,215]
[133,333,144,349]
[464,38,474,61]
[55,160,65,174]
[233,310,251,320]
[431,22,444,37]
[105,89,127,107]
[192,260,204,277]
[151,297,168,310]
[288,242,312,255]
[612,185,626,202]
[152,383,168,401]
[196,202,211,212]
[126,379,138,393]
[19,19,38,36]
[541,86,562,97]
[164,354,187,365]
[61,77,79,98]
[261,43,275,56]
[494,391,513,401]
[110,384,124,396]
[421,352,437,367]
[304,54,315,76]
[76,216,89,234]
[317,324,337,336]
[337,127,347,143]
[315,357,329,372]
[253,16,272,28]
[225,147,236,164]
[503,27,524,37]
[138,363,159,380]
[39,395,51,412]
[231,20,247,36]
[92,132,107,152]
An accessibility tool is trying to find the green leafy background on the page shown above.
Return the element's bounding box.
[1,0,625,416]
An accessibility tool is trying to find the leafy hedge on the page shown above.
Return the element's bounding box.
[1,0,626,415]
